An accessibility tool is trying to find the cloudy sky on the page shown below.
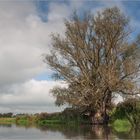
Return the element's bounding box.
[0,0,140,113]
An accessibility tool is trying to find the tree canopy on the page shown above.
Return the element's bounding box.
[44,7,140,123]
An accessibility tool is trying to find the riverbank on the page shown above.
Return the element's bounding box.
[0,116,132,133]
[0,118,15,124]
[0,122,138,140]
[111,119,131,132]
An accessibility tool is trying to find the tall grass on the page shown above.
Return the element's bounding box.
[112,119,131,132]
[0,118,15,124]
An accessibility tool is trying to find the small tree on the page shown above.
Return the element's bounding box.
[114,98,140,128]
[44,7,140,124]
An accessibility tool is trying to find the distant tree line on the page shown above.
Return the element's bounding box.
[0,113,13,118]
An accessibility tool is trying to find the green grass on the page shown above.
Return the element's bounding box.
[37,119,63,125]
[0,116,92,127]
[0,118,15,124]
[36,118,88,126]
[16,119,29,125]
[112,119,131,132]
[0,116,133,133]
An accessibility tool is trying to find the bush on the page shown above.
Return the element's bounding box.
[112,98,140,128]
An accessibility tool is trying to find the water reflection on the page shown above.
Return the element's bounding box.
[0,123,140,140]
[34,124,140,140]
[16,124,118,140]
[113,128,140,139]
[0,124,12,128]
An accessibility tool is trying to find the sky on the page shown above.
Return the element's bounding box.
[0,0,140,113]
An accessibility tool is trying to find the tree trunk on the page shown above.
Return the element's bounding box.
[102,111,109,125]
[90,90,111,125]
[101,90,111,125]
[90,110,109,125]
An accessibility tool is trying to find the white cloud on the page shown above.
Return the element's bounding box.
[48,3,70,21]
[0,1,71,112]
[0,79,67,113]
[91,0,125,15]
[0,1,69,86]
[69,0,83,8]
[0,2,44,85]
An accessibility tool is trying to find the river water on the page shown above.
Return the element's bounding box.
[0,124,140,140]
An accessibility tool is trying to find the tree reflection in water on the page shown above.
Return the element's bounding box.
[0,124,138,140]
[36,124,116,140]
[0,124,12,128]
[37,124,140,140]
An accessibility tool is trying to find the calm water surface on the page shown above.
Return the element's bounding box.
[0,124,140,140]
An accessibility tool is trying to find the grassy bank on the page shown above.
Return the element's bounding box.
[0,115,133,133]
[0,118,15,124]
[111,119,131,132]
[37,119,64,125]
[15,115,71,126]
[0,117,132,128]
[3,113,90,126]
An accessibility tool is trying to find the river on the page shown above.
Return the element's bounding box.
[0,124,140,140]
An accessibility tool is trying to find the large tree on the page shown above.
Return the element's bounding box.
[44,7,140,124]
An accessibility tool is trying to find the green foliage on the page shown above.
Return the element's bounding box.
[112,98,140,127]
[15,115,36,126]
[113,119,131,132]
[0,108,90,126]
[37,120,63,126]
[36,112,62,121]
[111,107,126,120]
